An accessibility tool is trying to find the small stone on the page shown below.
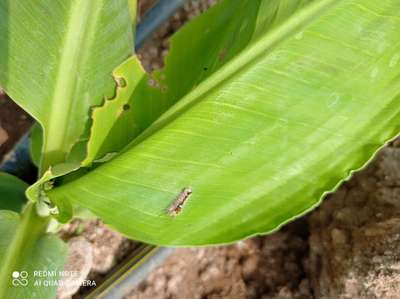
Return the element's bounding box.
[390,262,400,271]
[331,228,348,245]
[277,286,293,298]
[376,188,400,208]
[153,276,167,292]
[200,266,220,281]
[57,237,93,299]
[242,256,258,279]
[167,275,181,293]
[364,227,385,237]
[84,221,126,273]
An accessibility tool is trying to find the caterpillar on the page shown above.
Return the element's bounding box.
[167,187,193,217]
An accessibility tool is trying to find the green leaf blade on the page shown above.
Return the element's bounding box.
[92,0,316,156]
[0,172,28,212]
[0,0,133,170]
[0,209,67,298]
[83,56,146,165]
[50,0,400,245]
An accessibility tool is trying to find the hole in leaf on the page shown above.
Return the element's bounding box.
[123,104,130,111]
[116,77,127,87]
[160,85,168,93]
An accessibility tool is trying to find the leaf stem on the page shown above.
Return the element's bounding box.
[0,203,49,295]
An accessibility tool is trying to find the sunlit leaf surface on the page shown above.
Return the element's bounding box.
[49,0,400,245]
[0,0,133,171]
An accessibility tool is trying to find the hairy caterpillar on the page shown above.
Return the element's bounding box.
[167,187,193,216]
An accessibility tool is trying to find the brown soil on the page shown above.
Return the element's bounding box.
[308,144,400,298]
[127,222,311,299]
[57,219,138,299]
[137,0,217,72]
[0,92,33,161]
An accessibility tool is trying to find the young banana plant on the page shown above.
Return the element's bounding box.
[0,0,400,297]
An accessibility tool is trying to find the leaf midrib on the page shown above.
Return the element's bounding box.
[41,0,102,171]
[125,0,341,150]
